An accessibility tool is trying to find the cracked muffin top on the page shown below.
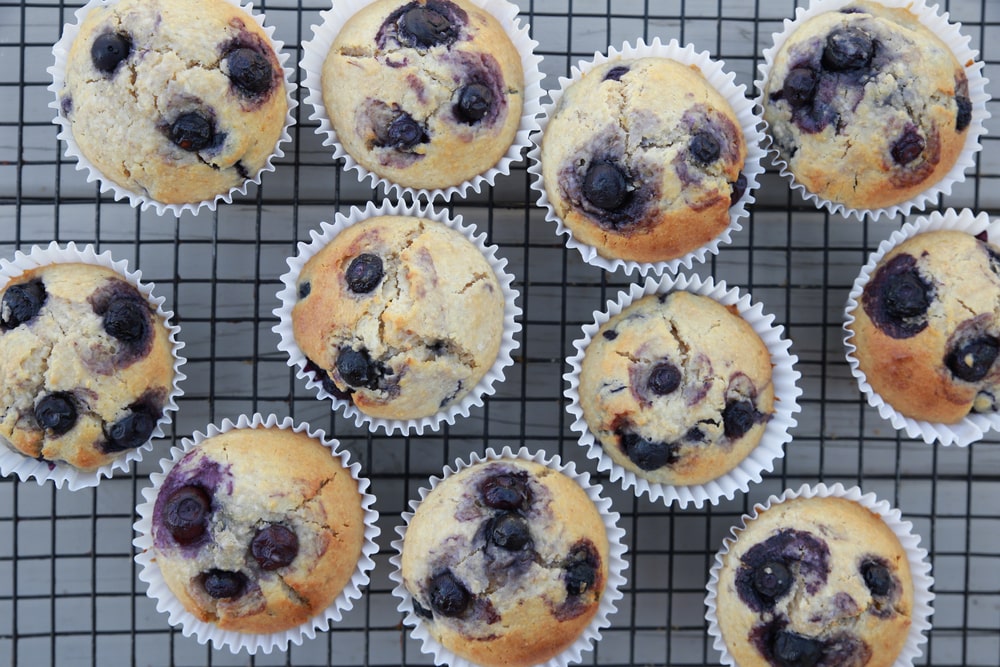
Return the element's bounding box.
[847,229,1000,424]
[0,263,176,471]
[58,0,288,205]
[578,290,774,487]
[715,495,913,667]
[150,426,366,634]
[400,458,609,667]
[291,215,505,422]
[321,0,524,190]
[761,1,971,211]
[540,56,748,264]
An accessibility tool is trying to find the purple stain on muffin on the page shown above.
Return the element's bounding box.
[376,0,469,50]
[219,26,281,106]
[861,253,933,340]
[152,454,232,553]
[88,278,155,368]
[735,529,831,613]
[554,539,602,621]
[749,617,872,667]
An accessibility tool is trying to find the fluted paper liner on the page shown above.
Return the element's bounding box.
[565,274,801,508]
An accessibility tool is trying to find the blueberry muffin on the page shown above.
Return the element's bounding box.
[0,263,176,471]
[761,1,971,211]
[321,0,524,191]
[715,495,913,667]
[847,229,1000,424]
[400,458,609,667]
[150,426,366,634]
[540,56,748,264]
[291,215,505,422]
[578,291,774,486]
[58,0,288,205]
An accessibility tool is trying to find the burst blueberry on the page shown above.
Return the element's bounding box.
[103,298,150,344]
[428,570,470,617]
[163,485,211,545]
[298,281,311,299]
[1,279,46,330]
[564,542,599,596]
[583,161,629,210]
[336,347,381,389]
[91,32,131,74]
[956,95,973,132]
[479,472,531,510]
[782,67,819,108]
[399,5,457,48]
[861,559,894,597]
[730,172,748,208]
[891,129,925,165]
[821,27,874,72]
[34,392,77,436]
[689,131,721,164]
[345,254,384,293]
[225,47,273,97]
[251,524,299,570]
[946,335,999,382]
[381,112,426,150]
[619,431,679,470]
[773,630,824,667]
[203,569,247,599]
[455,83,493,124]
[604,65,629,82]
[170,112,214,152]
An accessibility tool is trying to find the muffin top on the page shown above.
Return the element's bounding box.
[58,0,288,205]
[578,291,774,486]
[716,495,913,667]
[150,427,366,634]
[291,215,505,422]
[848,229,1000,424]
[762,1,970,210]
[0,263,175,471]
[401,458,609,667]
[540,56,747,264]
[322,0,524,190]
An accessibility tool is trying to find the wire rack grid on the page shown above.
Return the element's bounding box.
[1,0,999,666]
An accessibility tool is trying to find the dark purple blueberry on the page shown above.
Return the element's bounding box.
[298,281,311,299]
[102,298,150,344]
[891,129,925,165]
[884,267,930,320]
[336,347,380,389]
[34,392,77,436]
[489,513,531,551]
[251,524,299,571]
[412,599,433,619]
[946,335,999,382]
[647,361,682,396]
[723,400,758,439]
[454,83,493,124]
[689,131,721,164]
[304,357,354,401]
[563,541,600,596]
[862,254,932,339]
[772,630,824,667]
[202,569,247,599]
[104,406,157,452]
[821,27,873,72]
[685,426,705,442]
[782,67,819,108]
[956,95,972,132]
[583,161,629,210]
[752,561,792,601]
[860,559,894,597]
[602,329,618,341]
[730,172,747,208]
[382,112,426,150]
[170,112,214,152]
[91,32,131,74]
[428,570,470,617]
[619,431,679,471]
[479,472,531,510]
[1,279,46,330]
[163,485,211,545]
[225,47,273,97]
[603,65,629,82]
[399,5,457,48]
[345,254,384,293]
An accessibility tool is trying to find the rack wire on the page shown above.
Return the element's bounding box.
[1,0,999,665]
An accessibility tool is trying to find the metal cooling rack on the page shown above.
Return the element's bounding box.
[1,0,999,665]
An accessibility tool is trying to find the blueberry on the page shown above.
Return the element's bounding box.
[564,542,600,596]
[723,400,758,439]
[647,361,682,396]
[821,27,874,72]
[883,267,930,320]
[412,599,434,619]
[772,630,824,667]
[861,559,894,597]
[602,329,618,341]
[489,513,531,551]
[298,281,311,299]
[956,95,973,132]
[689,131,721,164]
[752,561,792,601]
[102,298,150,344]
[225,47,273,97]
[619,431,679,471]
[104,407,157,452]
[251,524,299,571]
[336,347,380,389]
[583,161,629,210]
[345,254,384,293]
[685,426,705,442]
[730,172,748,208]
[479,472,531,510]
[782,67,819,108]
[891,129,925,165]
[34,392,77,436]
[428,570,470,617]
[202,569,247,599]
[454,83,493,124]
[399,5,457,48]
[91,32,131,74]
[1,279,46,330]
[305,357,354,401]
[946,335,999,382]
[163,485,211,545]
[863,254,932,339]
[603,65,629,82]
[170,112,214,152]
[381,112,426,150]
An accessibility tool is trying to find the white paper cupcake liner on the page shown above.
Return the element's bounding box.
[844,207,1000,445]
[388,445,628,667]
[755,0,990,222]
[48,0,297,217]
[272,199,521,435]
[705,483,934,667]
[527,37,767,276]
[0,241,186,490]
[564,274,801,508]
[132,413,380,654]
[300,0,544,201]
